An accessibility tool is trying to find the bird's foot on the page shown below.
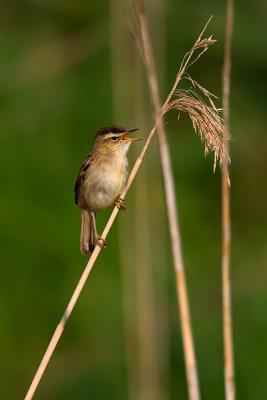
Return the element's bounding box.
[96,237,106,249]
[114,196,126,211]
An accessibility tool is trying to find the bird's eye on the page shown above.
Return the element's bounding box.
[111,136,118,141]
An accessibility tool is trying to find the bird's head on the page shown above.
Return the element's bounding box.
[94,125,141,156]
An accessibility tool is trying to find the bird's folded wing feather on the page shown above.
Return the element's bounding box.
[74,155,93,205]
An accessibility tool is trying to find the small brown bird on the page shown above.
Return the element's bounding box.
[74,125,140,255]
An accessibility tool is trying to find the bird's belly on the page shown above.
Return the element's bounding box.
[82,165,127,211]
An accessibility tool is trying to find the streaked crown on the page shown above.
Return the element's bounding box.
[96,125,127,136]
[95,125,138,140]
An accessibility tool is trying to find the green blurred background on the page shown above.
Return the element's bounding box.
[0,0,266,399]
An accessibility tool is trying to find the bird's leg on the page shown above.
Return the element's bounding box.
[90,211,106,248]
[114,195,126,211]
[89,211,107,250]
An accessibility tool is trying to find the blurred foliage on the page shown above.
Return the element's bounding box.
[0,0,266,399]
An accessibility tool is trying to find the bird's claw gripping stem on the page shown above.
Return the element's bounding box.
[97,237,106,249]
[114,196,126,211]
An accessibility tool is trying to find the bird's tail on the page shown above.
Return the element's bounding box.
[80,210,98,255]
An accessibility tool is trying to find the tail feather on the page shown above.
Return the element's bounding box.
[80,210,98,255]
[80,209,90,255]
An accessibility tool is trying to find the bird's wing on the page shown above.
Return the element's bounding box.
[74,155,92,205]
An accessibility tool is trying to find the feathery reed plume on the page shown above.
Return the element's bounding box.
[222,0,235,399]
[24,12,220,400]
[164,91,230,170]
[163,15,216,106]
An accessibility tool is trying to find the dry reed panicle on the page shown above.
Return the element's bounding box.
[158,14,230,174]
[164,90,230,171]
[178,36,217,73]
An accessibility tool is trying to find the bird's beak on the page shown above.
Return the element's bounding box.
[121,136,142,142]
[121,128,142,142]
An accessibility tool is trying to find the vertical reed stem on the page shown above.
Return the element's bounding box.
[222,0,235,399]
[136,2,200,399]
[110,1,164,397]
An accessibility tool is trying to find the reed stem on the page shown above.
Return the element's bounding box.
[135,2,200,399]
[222,0,235,399]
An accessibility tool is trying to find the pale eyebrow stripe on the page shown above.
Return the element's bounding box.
[104,132,125,139]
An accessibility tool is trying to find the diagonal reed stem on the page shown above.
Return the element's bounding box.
[24,133,157,400]
[135,1,200,399]
[222,0,235,399]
